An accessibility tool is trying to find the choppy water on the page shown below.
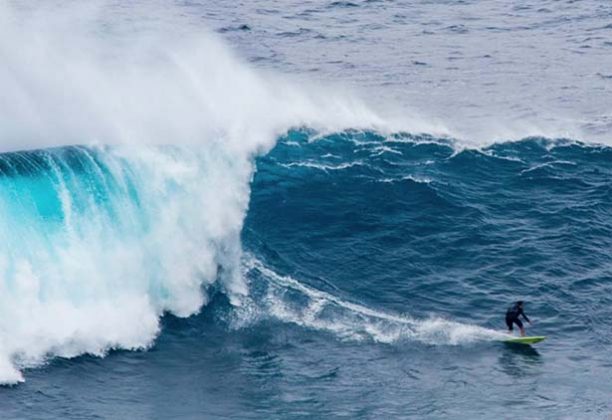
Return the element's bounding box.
[0,1,610,419]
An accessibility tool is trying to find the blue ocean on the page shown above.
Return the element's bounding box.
[0,1,610,418]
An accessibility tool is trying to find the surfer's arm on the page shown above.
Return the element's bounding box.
[520,310,531,323]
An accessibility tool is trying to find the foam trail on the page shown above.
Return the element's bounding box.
[239,257,508,345]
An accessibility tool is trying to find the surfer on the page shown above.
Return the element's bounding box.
[505,301,531,336]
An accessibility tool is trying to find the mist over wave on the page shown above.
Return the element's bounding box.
[0,1,401,154]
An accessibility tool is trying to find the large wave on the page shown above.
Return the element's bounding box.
[0,2,577,384]
[0,2,403,384]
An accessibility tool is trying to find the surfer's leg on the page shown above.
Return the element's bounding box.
[505,317,513,333]
[515,319,525,336]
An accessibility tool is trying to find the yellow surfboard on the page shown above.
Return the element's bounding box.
[503,336,546,345]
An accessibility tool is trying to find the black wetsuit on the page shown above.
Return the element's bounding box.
[505,303,530,331]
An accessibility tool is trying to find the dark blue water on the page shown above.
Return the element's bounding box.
[0,1,611,419]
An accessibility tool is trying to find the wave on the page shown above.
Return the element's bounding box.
[0,2,607,385]
[0,130,606,384]
[0,3,393,384]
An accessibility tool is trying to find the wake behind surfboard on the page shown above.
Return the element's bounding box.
[503,336,546,345]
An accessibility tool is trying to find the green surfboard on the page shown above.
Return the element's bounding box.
[503,336,546,345]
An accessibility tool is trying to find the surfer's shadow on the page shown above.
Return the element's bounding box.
[497,344,543,378]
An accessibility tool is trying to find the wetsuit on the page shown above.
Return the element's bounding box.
[505,303,530,331]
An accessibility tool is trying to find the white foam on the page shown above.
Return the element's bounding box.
[376,175,432,185]
[280,160,365,172]
[240,257,508,345]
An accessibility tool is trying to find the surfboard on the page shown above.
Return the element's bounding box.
[503,336,546,345]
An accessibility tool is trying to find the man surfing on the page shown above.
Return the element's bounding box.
[505,301,531,337]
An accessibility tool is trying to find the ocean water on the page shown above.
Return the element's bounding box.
[0,1,611,419]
